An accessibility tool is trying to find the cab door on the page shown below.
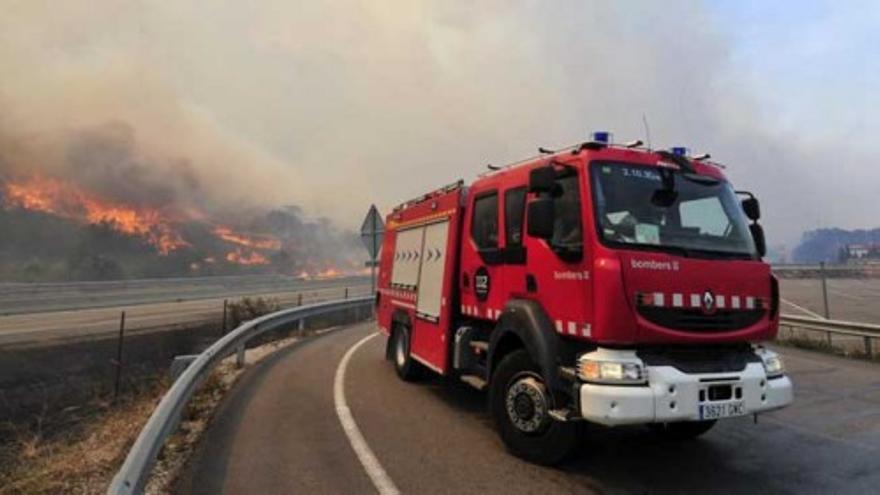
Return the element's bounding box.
[501,185,529,297]
[459,187,506,321]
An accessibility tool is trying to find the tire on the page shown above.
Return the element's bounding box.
[389,325,424,381]
[649,420,717,440]
[489,350,580,465]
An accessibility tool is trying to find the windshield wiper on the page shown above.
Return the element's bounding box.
[670,246,754,260]
[682,173,720,186]
[659,245,692,258]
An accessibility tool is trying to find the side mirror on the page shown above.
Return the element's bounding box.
[749,223,766,258]
[741,197,760,221]
[528,166,556,193]
[527,198,555,239]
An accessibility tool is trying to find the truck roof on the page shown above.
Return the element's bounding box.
[472,142,729,189]
[390,142,730,215]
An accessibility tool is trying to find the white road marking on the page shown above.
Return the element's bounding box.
[334,332,400,495]
[781,298,825,319]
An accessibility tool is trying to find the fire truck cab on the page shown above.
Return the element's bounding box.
[375,133,793,464]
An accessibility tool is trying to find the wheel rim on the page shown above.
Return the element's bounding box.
[504,372,550,434]
[394,330,407,368]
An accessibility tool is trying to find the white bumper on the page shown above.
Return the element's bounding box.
[579,362,793,426]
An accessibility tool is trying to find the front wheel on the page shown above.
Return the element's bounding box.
[489,350,580,465]
[649,420,717,440]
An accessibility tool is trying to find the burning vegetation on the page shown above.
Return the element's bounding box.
[3,175,189,254]
[0,122,363,282]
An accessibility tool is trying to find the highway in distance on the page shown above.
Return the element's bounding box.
[180,322,880,494]
[0,277,370,347]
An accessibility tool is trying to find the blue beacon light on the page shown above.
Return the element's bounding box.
[592,131,613,144]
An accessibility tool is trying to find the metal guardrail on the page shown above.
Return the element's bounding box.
[0,274,369,292]
[107,296,373,495]
[779,314,880,357]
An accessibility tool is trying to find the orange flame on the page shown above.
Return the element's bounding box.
[296,265,367,280]
[2,176,188,254]
[225,248,270,265]
[213,226,282,250]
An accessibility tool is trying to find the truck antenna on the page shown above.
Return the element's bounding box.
[487,164,501,171]
[642,113,653,150]
[538,147,554,154]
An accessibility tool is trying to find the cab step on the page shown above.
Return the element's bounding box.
[460,374,488,391]
[558,366,578,382]
[548,408,581,422]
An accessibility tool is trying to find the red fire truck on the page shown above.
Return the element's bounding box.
[375,133,793,464]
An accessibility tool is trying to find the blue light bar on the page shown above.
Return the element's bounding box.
[592,131,613,144]
[671,146,689,156]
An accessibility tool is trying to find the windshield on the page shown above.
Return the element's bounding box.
[590,161,756,258]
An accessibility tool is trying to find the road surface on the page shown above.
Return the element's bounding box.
[180,322,880,494]
[0,284,370,347]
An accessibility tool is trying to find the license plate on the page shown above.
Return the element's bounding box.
[699,401,745,420]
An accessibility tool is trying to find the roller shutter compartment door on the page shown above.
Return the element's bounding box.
[416,220,450,318]
[391,226,425,289]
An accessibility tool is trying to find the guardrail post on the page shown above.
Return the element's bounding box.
[820,261,830,319]
[236,344,246,368]
[298,317,305,335]
[221,299,228,335]
[113,311,126,402]
[297,293,303,306]
[826,330,832,348]
[344,287,349,299]
[865,336,874,358]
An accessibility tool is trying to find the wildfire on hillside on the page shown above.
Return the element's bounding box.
[0,175,287,265]
[0,170,363,279]
[2,175,188,254]
[0,119,364,282]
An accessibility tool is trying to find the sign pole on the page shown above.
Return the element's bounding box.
[360,204,385,300]
[370,213,377,295]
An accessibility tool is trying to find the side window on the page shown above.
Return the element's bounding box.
[504,187,527,247]
[471,192,499,249]
[551,173,583,248]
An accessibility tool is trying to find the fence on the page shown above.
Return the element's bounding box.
[107,296,373,495]
[779,314,880,357]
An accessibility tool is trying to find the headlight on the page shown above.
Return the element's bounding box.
[578,356,646,384]
[756,348,785,378]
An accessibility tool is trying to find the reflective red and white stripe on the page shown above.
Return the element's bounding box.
[460,304,502,320]
[379,287,417,302]
[554,320,592,338]
[637,292,765,310]
[460,304,591,338]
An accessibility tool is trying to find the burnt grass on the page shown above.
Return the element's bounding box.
[0,304,364,459]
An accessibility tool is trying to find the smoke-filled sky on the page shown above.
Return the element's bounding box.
[1,1,877,247]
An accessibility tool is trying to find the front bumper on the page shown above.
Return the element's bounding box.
[579,362,793,426]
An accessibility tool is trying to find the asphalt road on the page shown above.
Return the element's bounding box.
[0,284,371,347]
[180,322,880,494]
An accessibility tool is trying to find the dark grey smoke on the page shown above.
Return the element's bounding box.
[65,121,201,209]
[1,1,877,254]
